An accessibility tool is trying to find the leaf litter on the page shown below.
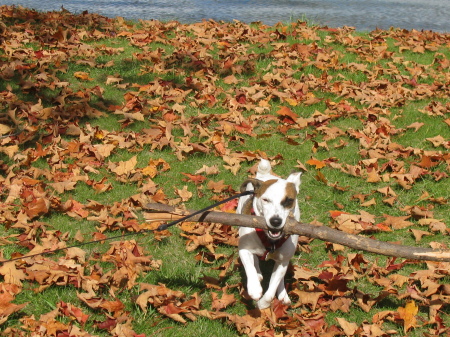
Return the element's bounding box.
[0,5,449,336]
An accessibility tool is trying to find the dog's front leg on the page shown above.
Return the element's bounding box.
[257,261,289,309]
[239,249,263,301]
[276,276,291,305]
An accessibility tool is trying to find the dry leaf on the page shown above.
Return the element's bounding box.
[397,301,418,333]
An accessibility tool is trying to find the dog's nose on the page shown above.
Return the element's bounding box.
[269,216,283,227]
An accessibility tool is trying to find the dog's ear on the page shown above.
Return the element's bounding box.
[286,172,302,192]
[240,178,262,193]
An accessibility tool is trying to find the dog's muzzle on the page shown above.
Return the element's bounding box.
[267,216,284,240]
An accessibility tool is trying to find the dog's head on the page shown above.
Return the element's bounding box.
[240,172,301,240]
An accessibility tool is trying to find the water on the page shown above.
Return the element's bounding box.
[1,0,449,32]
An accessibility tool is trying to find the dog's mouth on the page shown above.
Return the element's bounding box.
[267,229,283,240]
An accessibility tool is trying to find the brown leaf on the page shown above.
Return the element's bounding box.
[0,262,27,286]
[382,215,413,229]
[58,301,89,324]
[49,180,77,193]
[291,289,322,310]
[329,297,352,312]
[158,303,187,323]
[366,169,381,183]
[406,122,424,131]
[361,198,376,207]
[211,290,236,311]
[315,170,328,184]
[74,230,84,242]
[410,228,432,242]
[0,290,28,323]
[336,317,359,336]
[110,155,137,176]
[207,180,229,193]
[426,135,448,148]
[195,165,220,175]
[0,123,11,135]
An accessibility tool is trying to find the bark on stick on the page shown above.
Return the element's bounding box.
[144,203,450,263]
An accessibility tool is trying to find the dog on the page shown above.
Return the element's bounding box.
[237,159,301,309]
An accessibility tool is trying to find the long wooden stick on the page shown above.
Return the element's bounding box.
[144,203,450,262]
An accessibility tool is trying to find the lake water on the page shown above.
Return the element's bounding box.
[2,0,449,32]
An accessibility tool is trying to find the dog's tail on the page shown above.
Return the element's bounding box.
[257,159,271,176]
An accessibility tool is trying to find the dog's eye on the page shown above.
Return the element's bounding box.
[262,197,270,203]
[281,197,295,208]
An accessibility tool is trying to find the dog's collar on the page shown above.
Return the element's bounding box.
[255,228,289,261]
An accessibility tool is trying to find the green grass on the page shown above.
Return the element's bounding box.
[0,6,449,337]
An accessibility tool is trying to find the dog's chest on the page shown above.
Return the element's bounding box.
[255,229,289,260]
[238,227,288,261]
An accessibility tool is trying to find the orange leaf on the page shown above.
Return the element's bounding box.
[74,71,93,81]
[181,173,207,185]
[219,199,238,213]
[397,301,418,333]
[329,210,349,219]
[276,106,297,118]
[25,197,50,219]
[66,199,89,218]
[158,303,187,323]
[375,223,392,232]
[100,300,125,313]
[306,158,326,169]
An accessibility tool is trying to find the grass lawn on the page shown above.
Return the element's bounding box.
[0,5,449,336]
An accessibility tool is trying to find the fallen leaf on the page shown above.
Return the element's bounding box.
[0,262,27,286]
[175,186,193,202]
[306,158,326,169]
[336,317,359,336]
[74,71,93,81]
[211,290,236,311]
[397,300,418,333]
[110,155,138,176]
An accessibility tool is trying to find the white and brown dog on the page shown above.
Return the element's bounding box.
[237,159,301,309]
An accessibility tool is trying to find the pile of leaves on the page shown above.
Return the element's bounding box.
[0,5,449,336]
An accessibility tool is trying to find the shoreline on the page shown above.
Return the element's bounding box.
[1,3,450,34]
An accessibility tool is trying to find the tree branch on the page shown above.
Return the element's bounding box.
[144,202,450,262]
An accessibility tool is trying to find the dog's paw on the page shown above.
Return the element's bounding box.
[247,283,263,301]
[257,297,271,309]
[278,293,291,305]
[277,288,291,305]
